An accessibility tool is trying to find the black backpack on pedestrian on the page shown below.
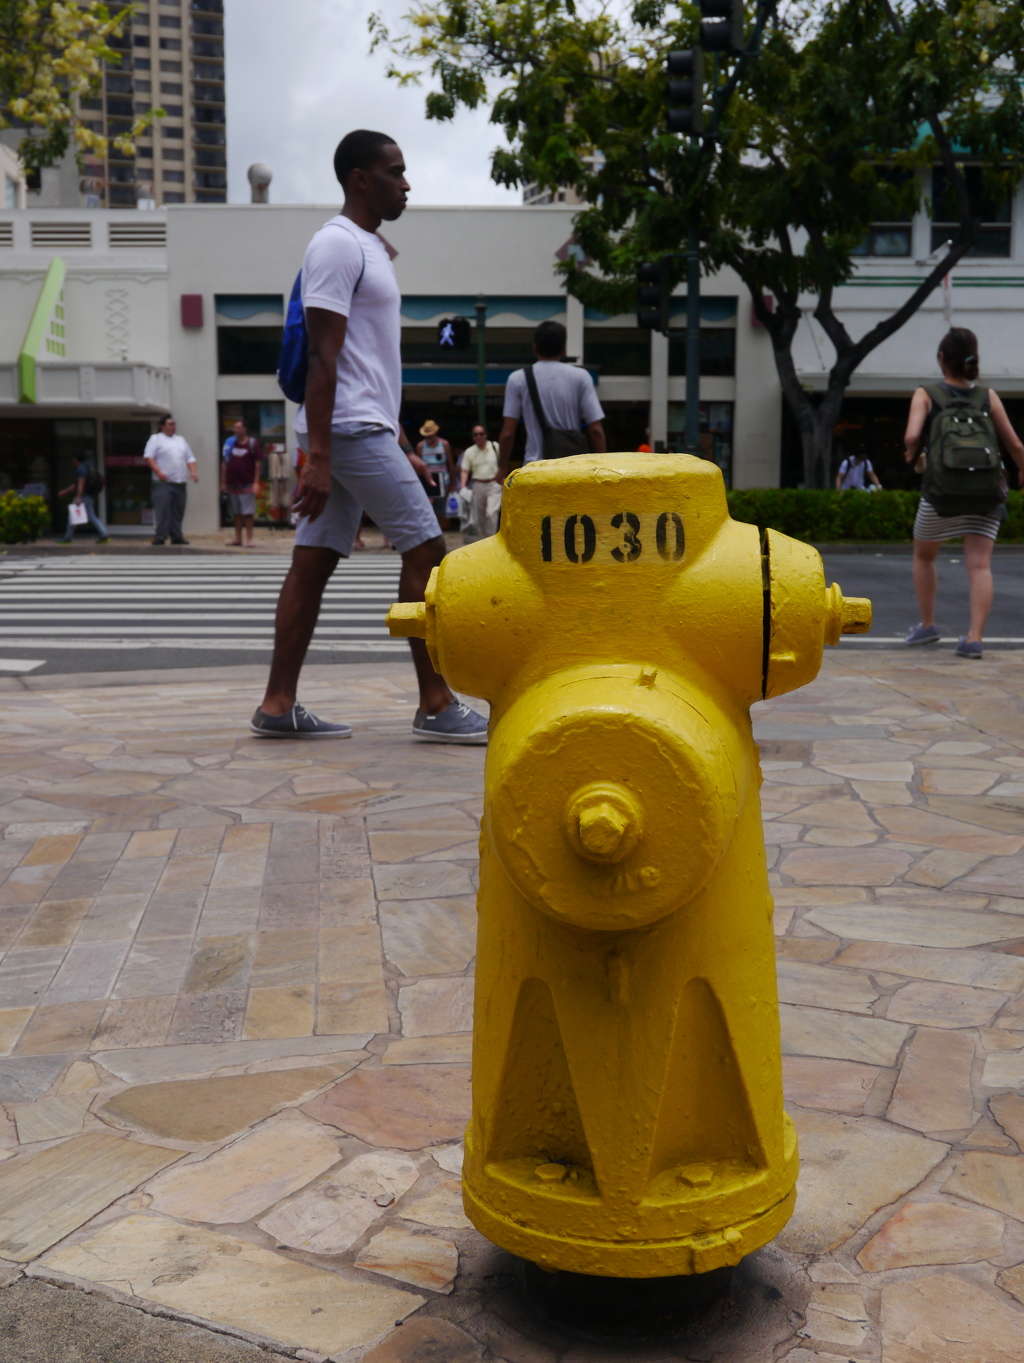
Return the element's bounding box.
[86,468,105,498]
[921,383,1005,515]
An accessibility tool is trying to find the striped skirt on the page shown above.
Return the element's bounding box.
[913,498,1002,543]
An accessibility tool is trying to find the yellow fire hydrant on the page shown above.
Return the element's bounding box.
[387,454,870,1278]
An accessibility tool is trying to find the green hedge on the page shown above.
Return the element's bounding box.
[0,492,51,545]
[725,488,1024,543]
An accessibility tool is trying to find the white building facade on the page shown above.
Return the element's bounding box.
[1,192,1022,535]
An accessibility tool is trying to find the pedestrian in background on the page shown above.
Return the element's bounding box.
[498,320,605,477]
[835,449,882,491]
[221,418,262,547]
[460,423,501,538]
[903,327,1024,658]
[416,420,456,514]
[59,455,110,544]
[144,414,198,546]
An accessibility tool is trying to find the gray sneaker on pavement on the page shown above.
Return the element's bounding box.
[250,703,352,739]
[955,636,983,659]
[412,699,488,745]
[905,623,941,646]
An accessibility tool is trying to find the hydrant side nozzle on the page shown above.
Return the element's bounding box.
[823,582,872,646]
[386,602,427,638]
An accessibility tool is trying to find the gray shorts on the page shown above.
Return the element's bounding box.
[227,490,256,516]
[295,428,442,556]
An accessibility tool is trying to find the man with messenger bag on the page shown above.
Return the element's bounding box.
[497,320,606,479]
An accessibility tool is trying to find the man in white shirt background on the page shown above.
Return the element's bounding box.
[144,414,198,546]
[498,321,606,479]
[251,129,487,742]
[460,423,501,539]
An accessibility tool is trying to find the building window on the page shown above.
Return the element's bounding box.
[4,176,18,208]
[163,147,184,160]
[164,192,186,203]
[133,34,150,46]
[136,145,153,161]
[163,170,185,183]
[217,328,284,375]
[195,148,225,167]
[159,15,182,27]
[668,329,736,377]
[163,104,184,117]
[931,165,1012,257]
[194,126,226,145]
[106,97,134,116]
[583,329,651,376]
[109,185,136,206]
[667,401,734,485]
[106,73,132,93]
[161,60,182,72]
[195,171,226,189]
[135,83,151,95]
[161,82,183,95]
[162,124,184,137]
[193,39,224,55]
[160,38,182,50]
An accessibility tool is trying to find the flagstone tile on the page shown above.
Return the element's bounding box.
[874,807,1023,855]
[172,826,224,857]
[360,1317,483,1363]
[0,1132,179,1261]
[398,977,474,1037]
[250,928,317,988]
[805,905,1024,949]
[833,942,1024,993]
[782,799,879,831]
[990,1094,1024,1148]
[320,876,376,927]
[221,823,272,853]
[398,1177,471,1229]
[92,1035,371,1084]
[887,1028,975,1133]
[982,1049,1024,1088]
[12,1094,89,1144]
[905,847,989,888]
[383,1035,473,1065]
[148,1111,340,1223]
[779,846,912,885]
[802,827,879,847]
[373,862,475,902]
[858,1200,1005,1270]
[166,989,246,1046]
[20,835,83,868]
[43,941,130,1006]
[886,980,1007,1029]
[112,937,193,1000]
[181,934,253,995]
[782,1056,879,1116]
[780,1004,908,1066]
[0,1007,33,1057]
[99,1064,350,1143]
[39,1214,423,1357]
[258,1150,420,1254]
[851,780,913,805]
[919,768,1000,795]
[57,1059,100,1094]
[776,960,879,1014]
[122,830,177,860]
[14,898,92,949]
[365,804,479,832]
[943,1151,1024,1221]
[369,830,480,862]
[798,1286,868,1349]
[771,887,868,908]
[303,1063,471,1150]
[356,1225,458,1293]
[959,853,1024,900]
[775,938,838,962]
[243,986,314,1040]
[317,983,389,1035]
[14,999,104,1055]
[777,1110,947,1255]
[880,1274,1024,1363]
[379,898,478,977]
[319,924,384,985]
[74,893,150,944]
[0,1054,67,1101]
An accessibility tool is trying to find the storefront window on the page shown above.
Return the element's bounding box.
[667,402,734,487]
[104,420,155,526]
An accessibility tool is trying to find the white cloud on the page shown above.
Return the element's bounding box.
[224,0,520,207]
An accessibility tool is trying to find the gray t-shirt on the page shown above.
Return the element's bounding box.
[504,361,604,463]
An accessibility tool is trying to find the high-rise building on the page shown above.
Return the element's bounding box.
[79,0,226,209]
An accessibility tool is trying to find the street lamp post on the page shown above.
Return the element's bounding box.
[475,296,488,431]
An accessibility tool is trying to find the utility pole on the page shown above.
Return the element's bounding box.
[475,296,487,430]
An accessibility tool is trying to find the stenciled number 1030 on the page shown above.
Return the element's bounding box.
[540,513,685,564]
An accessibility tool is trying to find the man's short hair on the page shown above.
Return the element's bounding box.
[234,418,247,429]
[159,413,173,427]
[334,131,397,189]
[534,320,567,358]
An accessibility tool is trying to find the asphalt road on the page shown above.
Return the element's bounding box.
[0,547,1021,677]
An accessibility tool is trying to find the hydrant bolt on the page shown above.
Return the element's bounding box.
[566,783,642,865]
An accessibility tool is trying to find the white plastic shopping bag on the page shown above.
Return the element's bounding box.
[68,502,89,527]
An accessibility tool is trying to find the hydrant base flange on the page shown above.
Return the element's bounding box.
[463,1181,798,1278]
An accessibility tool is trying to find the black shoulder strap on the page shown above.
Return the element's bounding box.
[523,364,550,434]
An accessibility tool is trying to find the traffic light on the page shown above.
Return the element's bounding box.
[666,49,703,135]
[637,260,670,332]
[699,0,744,53]
[437,316,472,349]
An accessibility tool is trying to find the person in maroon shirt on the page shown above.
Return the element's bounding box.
[221,419,263,546]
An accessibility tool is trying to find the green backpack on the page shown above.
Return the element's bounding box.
[922,383,1005,515]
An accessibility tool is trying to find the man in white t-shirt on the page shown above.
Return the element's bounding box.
[143,414,198,545]
[835,451,882,491]
[498,321,606,478]
[251,129,486,743]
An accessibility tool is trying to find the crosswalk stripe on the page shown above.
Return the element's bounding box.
[0,555,405,650]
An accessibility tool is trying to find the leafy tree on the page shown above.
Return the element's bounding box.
[0,1,149,174]
[372,0,1024,485]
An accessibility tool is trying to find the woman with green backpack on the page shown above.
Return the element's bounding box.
[903,328,1024,658]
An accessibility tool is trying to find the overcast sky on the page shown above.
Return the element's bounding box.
[224,0,520,207]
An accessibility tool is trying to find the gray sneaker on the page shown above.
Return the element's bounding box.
[906,623,941,646]
[955,636,983,659]
[412,700,488,745]
[250,703,352,739]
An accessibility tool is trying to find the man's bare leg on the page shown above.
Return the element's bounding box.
[401,534,454,714]
[261,546,340,715]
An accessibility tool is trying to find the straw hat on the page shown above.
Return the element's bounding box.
[419,419,440,437]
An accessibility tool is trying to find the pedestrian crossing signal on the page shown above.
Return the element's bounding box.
[438,316,472,349]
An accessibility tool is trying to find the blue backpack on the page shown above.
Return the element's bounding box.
[276,222,366,404]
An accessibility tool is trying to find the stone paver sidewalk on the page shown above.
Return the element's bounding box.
[0,649,1023,1361]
